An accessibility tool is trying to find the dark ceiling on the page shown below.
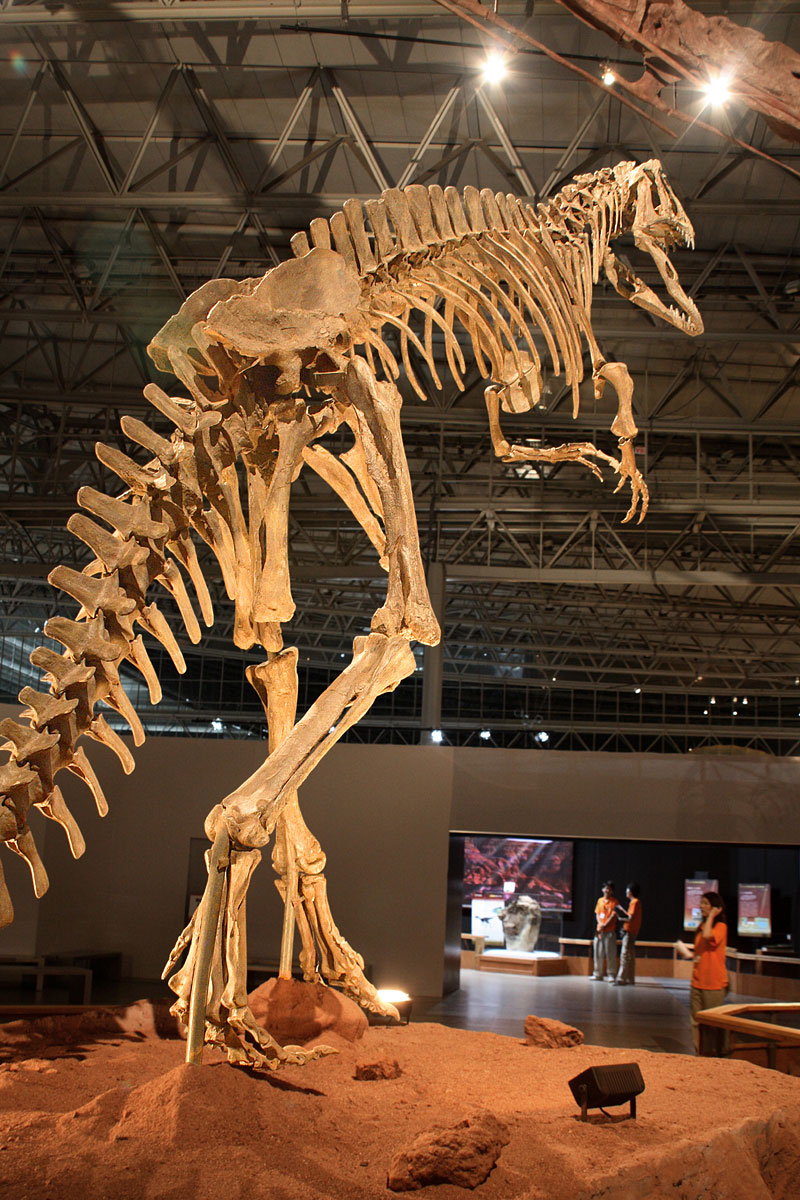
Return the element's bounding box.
[1,1,799,752]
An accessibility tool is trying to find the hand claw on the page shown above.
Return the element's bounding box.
[281,1042,338,1066]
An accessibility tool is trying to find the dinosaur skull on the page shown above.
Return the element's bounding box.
[605,160,703,337]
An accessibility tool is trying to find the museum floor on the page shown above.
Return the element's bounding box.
[415,969,704,1053]
[1,967,771,1056]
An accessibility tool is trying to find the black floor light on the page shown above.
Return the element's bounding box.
[568,1063,645,1121]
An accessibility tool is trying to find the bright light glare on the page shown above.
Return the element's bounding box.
[431,729,443,744]
[703,74,731,105]
[377,989,410,1003]
[482,52,507,85]
[536,731,550,744]
[601,68,615,87]
[479,729,492,740]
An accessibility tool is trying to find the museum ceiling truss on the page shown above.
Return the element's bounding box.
[0,2,799,756]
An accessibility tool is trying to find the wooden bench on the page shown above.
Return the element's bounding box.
[557,938,692,978]
[0,956,92,1004]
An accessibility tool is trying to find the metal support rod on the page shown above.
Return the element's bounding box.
[185,825,230,1066]
[278,825,298,978]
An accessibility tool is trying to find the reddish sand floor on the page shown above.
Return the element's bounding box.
[1,1004,799,1199]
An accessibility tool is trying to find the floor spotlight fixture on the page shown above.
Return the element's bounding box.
[568,1063,645,1121]
[375,988,413,1024]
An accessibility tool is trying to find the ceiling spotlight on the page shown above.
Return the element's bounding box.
[482,51,507,85]
[601,66,615,87]
[211,718,223,733]
[536,730,550,744]
[634,687,641,695]
[479,729,492,741]
[431,729,443,744]
[703,709,709,716]
[710,697,716,704]
[703,74,731,106]
[742,697,748,705]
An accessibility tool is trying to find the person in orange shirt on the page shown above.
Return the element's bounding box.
[590,880,618,980]
[614,882,642,986]
[678,891,728,1053]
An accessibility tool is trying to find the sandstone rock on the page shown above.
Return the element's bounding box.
[354,1058,403,1081]
[387,1109,510,1192]
[524,1014,583,1048]
[247,977,368,1045]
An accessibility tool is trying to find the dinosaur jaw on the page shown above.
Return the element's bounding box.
[604,232,703,337]
[632,228,704,336]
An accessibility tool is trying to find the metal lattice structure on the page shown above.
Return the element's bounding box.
[1,2,800,753]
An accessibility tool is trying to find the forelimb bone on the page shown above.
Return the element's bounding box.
[336,358,440,644]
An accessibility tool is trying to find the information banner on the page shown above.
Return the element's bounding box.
[738,884,772,937]
[684,879,719,930]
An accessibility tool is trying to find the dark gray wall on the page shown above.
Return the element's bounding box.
[2,707,799,997]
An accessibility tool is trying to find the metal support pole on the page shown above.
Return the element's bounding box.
[420,560,445,743]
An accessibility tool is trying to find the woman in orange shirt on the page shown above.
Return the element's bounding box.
[614,882,642,986]
[687,891,728,1053]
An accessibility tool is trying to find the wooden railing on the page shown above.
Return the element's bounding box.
[696,1002,800,1070]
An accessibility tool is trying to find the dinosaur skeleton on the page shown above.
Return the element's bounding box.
[0,159,701,1067]
[556,0,800,144]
